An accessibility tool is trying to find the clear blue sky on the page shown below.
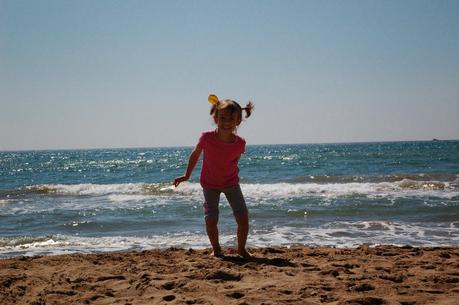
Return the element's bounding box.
[1,0,458,150]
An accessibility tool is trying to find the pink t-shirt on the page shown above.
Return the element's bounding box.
[198,130,246,189]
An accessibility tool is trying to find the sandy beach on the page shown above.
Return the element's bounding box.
[1,245,458,305]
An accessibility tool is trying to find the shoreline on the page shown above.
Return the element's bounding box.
[1,245,458,305]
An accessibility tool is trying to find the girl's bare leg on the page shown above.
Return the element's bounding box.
[205,218,222,256]
[235,213,250,258]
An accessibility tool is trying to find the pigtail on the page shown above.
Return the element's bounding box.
[209,104,217,116]
[208,94,220,118]
[242,102,254,118]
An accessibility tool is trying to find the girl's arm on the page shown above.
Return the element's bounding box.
[173,145,203,187]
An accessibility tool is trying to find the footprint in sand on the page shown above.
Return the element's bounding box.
[339,296,387,305]
[163,294,176,302]
[226,291,244,299]
[205,270,242,281]
[353,283,375,292]
[161,282,176,290]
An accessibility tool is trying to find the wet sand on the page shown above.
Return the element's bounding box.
[1,245,458,305]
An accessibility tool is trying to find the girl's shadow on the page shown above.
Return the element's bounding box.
[219,254,296,267]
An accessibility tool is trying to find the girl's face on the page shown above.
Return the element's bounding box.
[216,108,241,132]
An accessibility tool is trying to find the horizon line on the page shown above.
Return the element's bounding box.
[1,138,458,153]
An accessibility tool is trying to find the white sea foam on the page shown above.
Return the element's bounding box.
[2,180,454,216]
[1,221,457,258]
[0,234,210,258]
[26,183,144,196]
[250,221,459,248]
[107,194,152,203]
[24,180,459,201]
[239,181,458,201]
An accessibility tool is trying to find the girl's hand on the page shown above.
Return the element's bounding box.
[173,175,188,187]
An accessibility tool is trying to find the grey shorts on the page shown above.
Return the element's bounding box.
[203,184,248,220]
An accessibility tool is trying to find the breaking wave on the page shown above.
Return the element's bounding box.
[14,178,459,201]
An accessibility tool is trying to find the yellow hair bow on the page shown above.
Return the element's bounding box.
[208,94,219,106]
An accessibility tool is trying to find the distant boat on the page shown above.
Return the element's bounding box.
[432,138,440,141]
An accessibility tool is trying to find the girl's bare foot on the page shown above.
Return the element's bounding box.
[238,249,251,258]
[212,247,223,257]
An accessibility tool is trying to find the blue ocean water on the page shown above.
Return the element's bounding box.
[1,141,458,258]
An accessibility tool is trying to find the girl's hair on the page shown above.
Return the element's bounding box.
[210,99,254,123]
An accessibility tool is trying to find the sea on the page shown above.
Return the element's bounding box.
[1,140,458,258]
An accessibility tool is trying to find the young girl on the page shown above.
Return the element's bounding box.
[173,94,254,258]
